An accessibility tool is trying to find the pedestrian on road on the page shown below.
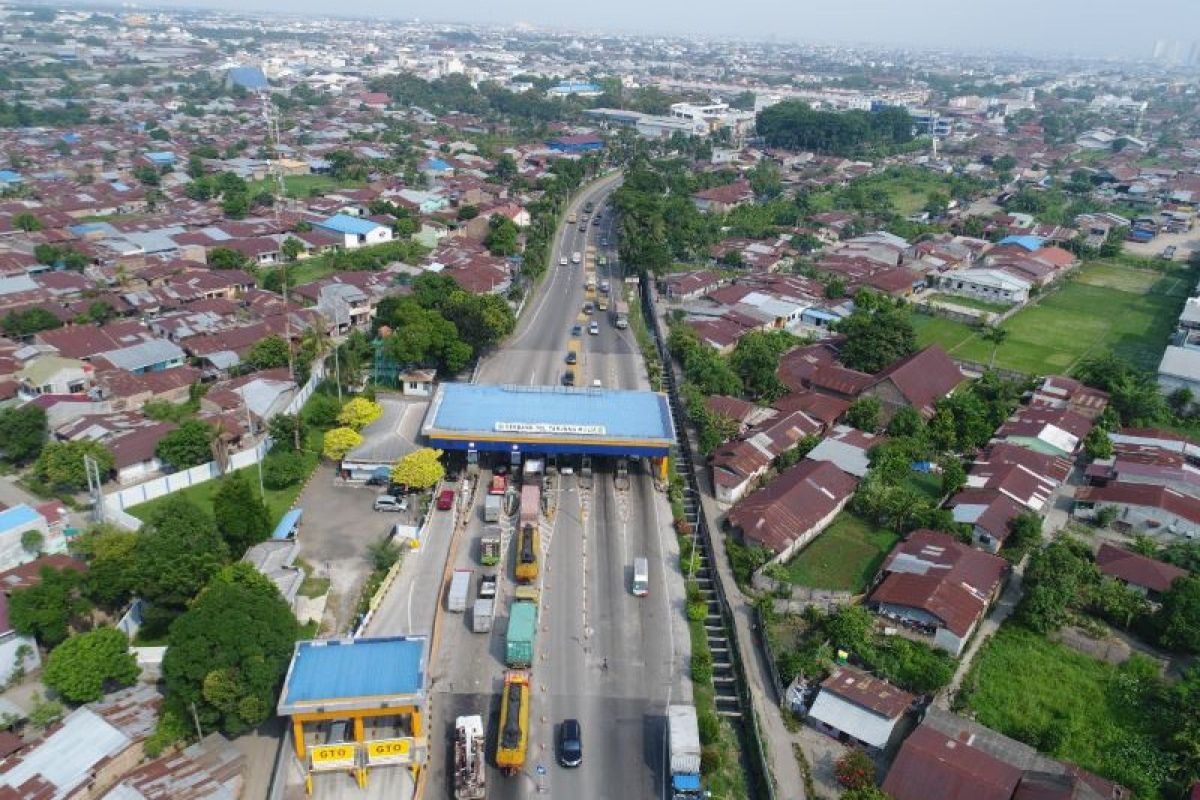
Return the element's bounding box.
[602,657,608,671]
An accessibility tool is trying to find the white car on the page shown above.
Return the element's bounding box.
[559,257,568,266]
[571,252,582,264]
[588,322,599,335]
[374,495,409,512]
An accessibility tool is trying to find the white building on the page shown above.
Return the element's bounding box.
[1158,345,1200,403]
[314,214,393,250]
[939,268,1030,306]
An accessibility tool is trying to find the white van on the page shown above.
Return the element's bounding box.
[632,557,649,597]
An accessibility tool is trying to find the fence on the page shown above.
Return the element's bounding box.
[641,279,777,800]
[101,359,328,529]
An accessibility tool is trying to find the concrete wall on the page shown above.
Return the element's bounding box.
[0,631,38,683]
[0,515,54,573]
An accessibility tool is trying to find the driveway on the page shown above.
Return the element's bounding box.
[293,463,423,633]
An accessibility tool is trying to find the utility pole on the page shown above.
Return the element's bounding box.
[245,398,265,499]
[84,454,104,524]
[189,700,204,741]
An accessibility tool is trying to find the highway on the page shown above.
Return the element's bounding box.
[423,173,693,800]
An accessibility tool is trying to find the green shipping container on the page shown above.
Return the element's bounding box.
[505,601,537,666]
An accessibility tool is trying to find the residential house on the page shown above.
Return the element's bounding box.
[710,409,824,504]
[727,459,859,562]
[661,270,725,302]
[1031,375,1110,420]
[16,355,92,398]
[863,346,965,422]
[317,282,372,333]
[691,180,754,214]
[0,505,59,573]
[99,734,244,800]
[705,395,777,436]
[1095,542,1187,599]
[1157,346,1200,405]
[882,707,1129,800]
[1074,481,1200,539]
[804,665,913,750]
[938,269,1030,305]
[397,369,436,397]
[805,424,881,477]
[0,683,160,800]
[0,556,82,683]
[996,406,1093,458]
[869,529,1008,656]
[314,214,393,250]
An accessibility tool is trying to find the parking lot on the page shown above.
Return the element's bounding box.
[294,463,426,633]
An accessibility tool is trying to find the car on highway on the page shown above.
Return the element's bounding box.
[571,324,582,336]
[589,321,599,335]
[600,237,609,246]
[592,379,602,388]
[565,351,577,365]
[558,719,583,768]
[578,224,587,232]
[583,302,594,315]
[373,495,409,513]
[436,488,456,511]
[559,256,568,266]
[592,216,601,226]
[571,252,581,264]
[600,280,609,292]
[562,370,576,386]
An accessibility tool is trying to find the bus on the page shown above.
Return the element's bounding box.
[632,557,649,597]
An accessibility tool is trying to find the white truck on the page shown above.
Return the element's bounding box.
[668,704,703,799]
[483,493,502,523]
[472,598,494,633]
[448,569,472,613]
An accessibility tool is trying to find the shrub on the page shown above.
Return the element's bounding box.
[261,450,309,490]
[691,650,713,683]
[835,749,876,790]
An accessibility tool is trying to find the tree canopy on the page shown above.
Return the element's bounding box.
[757,101,914,155]
[835,294,917,374]
[391,447,445,490]
[155,420,215,470]
[43,627,139,703]
[337,397,383,430]
[34,439,113,491]
[9,565,89,647]
[134,495,228,620]
[0,404,47,465]
[162,564,300,734]
[211,473,272,558]
[322,427,363,460]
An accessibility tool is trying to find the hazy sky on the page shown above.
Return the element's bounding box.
[157,0,1200,59]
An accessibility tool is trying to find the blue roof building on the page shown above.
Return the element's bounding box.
[144,151,176,166]
[0,170,22,186]
[316,214,386,237]
[224,66,269,91]
[421,383,675,457]
[548,134,604,153]
[547,81,603,98]
[997,235,1044,252]
[422,157,451,173]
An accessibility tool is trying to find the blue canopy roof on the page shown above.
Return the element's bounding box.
[673,774,702,790]
[997,234,1043,252]
[272,508,302,540]
[317,213,385,236]
[278,637,426,714]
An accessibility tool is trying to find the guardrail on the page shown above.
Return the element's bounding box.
[639,277,777,800]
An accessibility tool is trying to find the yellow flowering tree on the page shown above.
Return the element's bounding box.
[390,448,445,490]
[337,397,383,430]
[322,427,363,460]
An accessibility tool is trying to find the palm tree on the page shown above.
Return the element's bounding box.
[981,324,1009,369]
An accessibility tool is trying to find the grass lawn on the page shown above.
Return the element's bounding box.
[926,293,1012,314]
[279,256,340,286]
[912,261,1190,374]
[127,431,323,529]
[959,625,1173,799]
[781,511,901,593]
[247,174,363,198]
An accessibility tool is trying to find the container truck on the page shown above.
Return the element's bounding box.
[483,493,502,523]
[614,298,629,329]
[471,599,493,633]
[515,524,539,583]
[453,715,486,799]
[505,600,537,667]
[447,569,472,613]
[668,704,703,800]
[496,671,530,775]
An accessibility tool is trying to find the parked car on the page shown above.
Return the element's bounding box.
[374,495,409,513]
[436,489,456,511]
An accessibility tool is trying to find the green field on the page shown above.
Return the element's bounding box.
[248,174,363,199]
[781,512,901,592]
[913,262,1189,374]
[959,625,1173,799]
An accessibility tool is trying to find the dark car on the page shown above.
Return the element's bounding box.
[558,719,582,767]
[572,324,583,336]
[566,351,577,365]
[562,370,576,386]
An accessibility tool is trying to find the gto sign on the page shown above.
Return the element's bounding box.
[495,422,606,436]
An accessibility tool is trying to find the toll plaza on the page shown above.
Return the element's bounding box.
[420,382,675,478]
[277,636,428,793]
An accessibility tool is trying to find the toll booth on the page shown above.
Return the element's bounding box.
[277,636,429,793]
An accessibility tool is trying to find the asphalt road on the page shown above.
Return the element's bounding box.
[424,173,692,800]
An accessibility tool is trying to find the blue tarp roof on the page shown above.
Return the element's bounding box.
[0,170,22,184]
[280,637,425,710]
[424,158,450,171]
[272,508,302,540]
[673,774,702,790]
[226,66,268,90]
[144,151,175,163]
[997,234,1043,251]
[424,383,674,443]
[316,213,384,236]
[803,308,840,321]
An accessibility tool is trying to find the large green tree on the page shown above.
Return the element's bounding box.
[8,565,90,647]
[1155,576,1200,654]
[0,404,47,465]
[211,473,271,557]
[43,627,139,703]
[73,526,138,609]
[1015,539,1098,633]
[729,330,792,402]
[34,440,113,491]
[835,295,917,374]
[246,335,291,370]
[155,420,215,470]
[133,495,228,620]
[163,564,300,734]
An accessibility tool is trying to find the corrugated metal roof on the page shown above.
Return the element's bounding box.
[0,505,43,533]
[101,339,185,372]
[0,708,128,797]
[807,690,898,749]
[316,214,384,237]
[278,637,426,712]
